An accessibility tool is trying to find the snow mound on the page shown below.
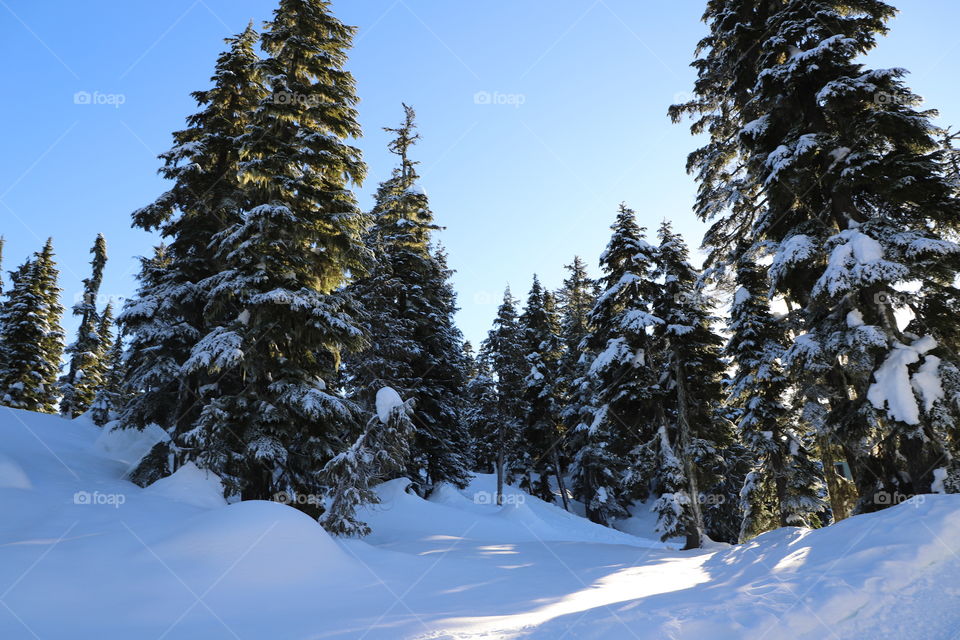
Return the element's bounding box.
[143,462,226,509]
[361,474,659,548]
[428,481,491,513]
[94,421,168,471]
[149,500,354,588]
[0,453,30,489]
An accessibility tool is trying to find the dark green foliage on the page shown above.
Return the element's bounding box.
[0,239,64,413]
[480,288,528,504]
[346,105,471,494]
[726,262,824,541]
[673,0,960,514]
[320,392,417,537]
[577,204,661,526]
[120,24,265,487]
[518,276,564,503]
[650,222,737,546]
[194,0,370,501]
[61,234,109,418]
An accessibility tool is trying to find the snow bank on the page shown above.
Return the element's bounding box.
[148,500,354,587]
[94,420,168,471]
[3,406,960,639]
[0,453,30,489]
[359,474,660,548]
[143,461,227,509]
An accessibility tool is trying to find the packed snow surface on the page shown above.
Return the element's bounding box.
[2,406,960,639]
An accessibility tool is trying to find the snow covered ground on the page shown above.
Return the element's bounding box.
[2,406,960,639]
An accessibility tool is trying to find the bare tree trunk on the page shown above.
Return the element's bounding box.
[552,448,570,511]
[496,430,505,507]
[675,359,705,550]
[819,435,852,522]
[773,428,789,528]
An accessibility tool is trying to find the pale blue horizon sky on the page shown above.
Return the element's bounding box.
[1,1,958,347]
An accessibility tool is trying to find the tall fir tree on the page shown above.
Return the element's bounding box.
[413,246,473,489]
[90,303,122,427]
[518,276,565,505]
[556,256,597,432]
[346,105,470,493]
[0,239,64,413]
[726,262,825,541]
[556,256,598,509]
[673,0,960,512]
[60,234,108,418]
[188,0,370,504]
[576,204,661,526]
[120,24,265,487]
[481,287,527,505]
[650,222,738,547]
[464,346,500,473]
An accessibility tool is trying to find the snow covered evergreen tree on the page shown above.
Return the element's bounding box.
[673,0,960,511]
[556,256,598,509]
[0,239,64,413]
[320,387,416,537]
[90,304,122,427]
[191,0,369,503]
[412,247,473,490]
[464,346,500,473]
[481,287,527,505]
[120,23,265,486]
[726,262,824,541]
[650,222,737,547]
[576,204,661,526]
[517,276,565,505]
[120,246,185,485]
[60,234,108,418]
[346,105,470,493]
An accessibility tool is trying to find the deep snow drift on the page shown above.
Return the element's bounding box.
[2,406,959,639]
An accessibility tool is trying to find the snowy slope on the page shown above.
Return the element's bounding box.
[2,406,960,639]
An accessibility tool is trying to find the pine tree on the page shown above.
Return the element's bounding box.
[346,105,470,493]
[481,288,527,505]
[556,256,598,510]
[120,24,265,486]
[650,424,692,542]
[726,262,825,541]
[320,388,416,537]
[90,304,122,427]
[576,204,661,526]
[465,347,500,473]
[650,222,737,547]
[191,0,369,503]
[60,234,108,418]
[556,257,596,425]
[412,247,473,490]
[0,239,64,413]
[518,276,565,504]
[673,0,960,512]
[120,245,183,484]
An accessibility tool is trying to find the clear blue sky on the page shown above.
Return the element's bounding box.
[1,1,958,347]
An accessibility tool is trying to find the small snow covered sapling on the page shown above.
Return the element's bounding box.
[320,387,416,537]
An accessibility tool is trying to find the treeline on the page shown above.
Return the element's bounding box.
[2,0,960,549]
[0,235,123,425]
